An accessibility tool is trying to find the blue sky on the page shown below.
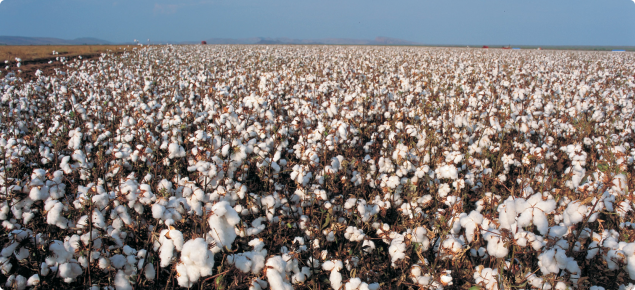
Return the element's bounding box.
[0,0,633,45]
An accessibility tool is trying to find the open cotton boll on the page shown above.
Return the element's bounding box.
[484,230,508,258]
[114,269,132,290]
[45,200,68,229]
[410,227,430,250]
[26,274,40,286]
[227,238,267,274]
[144,263,156,280]
[473,266,499,290]
[58,262,83,282]
[344,226,365,242]
[388,233,407,266]
[176,238,215,288]
[612,174,628,194]
[460,210,483,243]
[168,143,186,159]
[166,227,185,251]
[158,235,175,267]
[563,201,587,227]
[436,164,459,179]
[266,256,293,290]
[29,184,50,200]
[322,260,344,290]
[208,201,241,253]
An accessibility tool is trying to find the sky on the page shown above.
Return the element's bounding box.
[0,0,633,46]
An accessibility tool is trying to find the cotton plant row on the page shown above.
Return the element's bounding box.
[0,45,634,290]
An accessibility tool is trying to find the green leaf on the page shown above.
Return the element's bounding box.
[469,286,482,290]
[321,214,331,230]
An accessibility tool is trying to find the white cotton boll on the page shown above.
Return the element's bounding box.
[40,262,50,276]
[389,234,407,266]
[27,274,40,286]
[436,164,458,179]
[563,201,586,227]
[473,267,499,290]
[14,247,29,261]
[587,241,600,259]
[411,227,429,250]
[459,211,483,243]
[266,256,293,290]
[168,143,186,159]
[438,183,451,198]
[612,174,628,194]
[169,228,184,251]
[45,200,68,229]
[152,203,165,219]
[532,211,550,235]
[440,270,453,286]
[345,277,362,290]
[176,238,215,288]
[29,186,50,201]
[330,269,343,290]
[208,201,241,253]
[538,249,560,274]
[22,211,35,224]
[344,226,365,242]
[110,254,126,269]
[484,230,508,258]
[90,210,106,229]
[98,257,110,270]
[13,275,27,290]
[144,263,156,280]
[58,262,82,280]
[2,242,19,257]
[114,270,132,290]
[159,238,175,267]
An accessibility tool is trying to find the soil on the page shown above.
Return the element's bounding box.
[2,51,121,82]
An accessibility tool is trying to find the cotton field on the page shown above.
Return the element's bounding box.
[0,45,634,290]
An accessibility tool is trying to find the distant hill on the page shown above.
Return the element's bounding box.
[0,36,112,45]
[0,35,422,46]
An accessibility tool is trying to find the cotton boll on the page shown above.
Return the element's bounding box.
[344,226,365,242]
[110,254,126,269]
[208,201,241,253]
[98,257,110,270]
[26,274,40,286]
[436,164,459,179]
[114,270,132,290]
[168,228,184,251]
[388,233,407,266]
[144,263,156,280]
[538,249,560,275]
[45,200,68,229]
[484,230,508,258]
[58,262,83,281]
[563,201,587,227]
[460,210,483,243]
[411,227,429,250]
[13,275,27,290]
[159,238,175,267]
[265,256,293,290]
[345,277,362,290]
[177,238,215,287]
[473,267,499,290]
[29,185,50,201]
